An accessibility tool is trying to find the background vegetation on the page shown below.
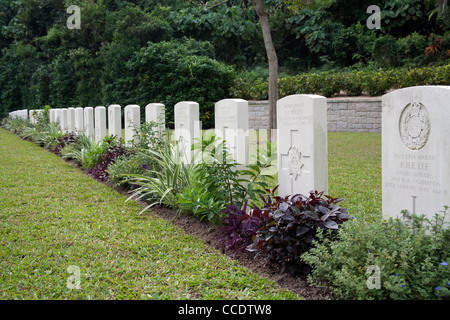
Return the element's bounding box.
[0,0,449,125]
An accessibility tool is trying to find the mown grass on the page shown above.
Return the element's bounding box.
[327,132,382,222]
[0,128,382,300]
[0,128,299,300]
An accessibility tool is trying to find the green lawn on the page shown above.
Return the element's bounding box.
[327,132,382,222]
[0,128,298,300]
[0,128,382,300]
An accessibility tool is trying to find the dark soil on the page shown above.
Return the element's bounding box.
[67,158,335,300]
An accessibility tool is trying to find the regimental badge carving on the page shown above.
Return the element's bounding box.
[287,146,304,180]
[399,98,430,150]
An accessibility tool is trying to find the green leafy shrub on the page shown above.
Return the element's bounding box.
[397,67,435,88]
[88,139,128,181]
[49,132,79,156]
[127,38,235,129]
[302,208,450,300]
[107,152,154,188]
[20,126,43,144]
[176,132,275,223]
[59,134,95,165]
[40,122,65,150]
[362,71,396,96]
[60,134,125,170]
[177,179,228,223]
[230,65,448,100]
[341,71,364,96]
[229,75,268,100]
[107,121,166,187]
[32,106,51,131]
[129,120,167,151]
[319,72,343,97]
[278,76,303,97]
[372,35,400,68]
[1,116,30,135]
[427,64,450,85]
[397,32,427,66]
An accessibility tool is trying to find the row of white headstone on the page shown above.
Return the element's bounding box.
[7,87,449,225]
[44,104,161,144]
[9,110,29,120]
[12,97,328,197]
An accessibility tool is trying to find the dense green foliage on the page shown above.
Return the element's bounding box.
[303,209,450,300]
[231,64,450,99]
[1,0,448,121]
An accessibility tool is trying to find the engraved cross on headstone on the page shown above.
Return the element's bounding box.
[279,129,311,195]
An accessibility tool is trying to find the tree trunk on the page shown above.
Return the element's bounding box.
[252,0,278,136]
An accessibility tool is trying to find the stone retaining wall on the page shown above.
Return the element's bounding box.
[249,97,382,133]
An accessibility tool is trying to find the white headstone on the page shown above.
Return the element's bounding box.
[74,107,84,133]
[29,110,36,124]
[16,110,27,120]
[277,94,328,197]
[108,104,122,138]
[49,109,55,123]
[124,105,140,145]
[215,99,249,164]
[29,109,43,124]
[54,109,62,128]
[95,106,107,142]
[67,108,75,133]
[382,86,450,224]
[174,101,201,162]
[145,103,165,138]
[61,109,69,133]
[84,107,94,140]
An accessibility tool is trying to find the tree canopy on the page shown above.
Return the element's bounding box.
[0,0,448,123]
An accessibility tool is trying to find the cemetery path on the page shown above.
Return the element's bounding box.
[0,128,332,300]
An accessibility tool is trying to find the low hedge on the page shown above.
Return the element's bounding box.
[229,64,450,99]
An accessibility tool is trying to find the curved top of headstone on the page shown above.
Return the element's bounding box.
[216,98,247,104]
[278,94,326,103]
[145,103,165,107]
[383,85,450,99]
[175,101,198,105]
